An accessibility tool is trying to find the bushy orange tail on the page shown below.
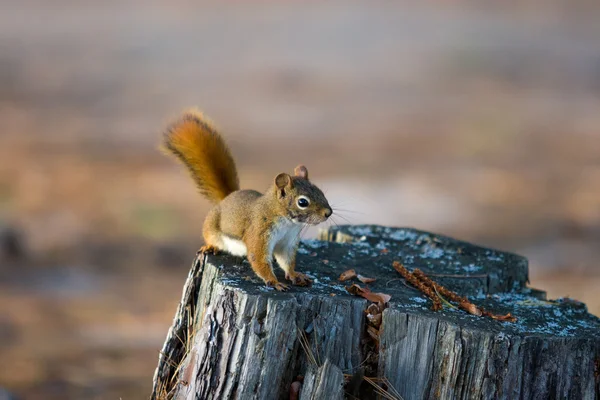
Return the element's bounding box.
[162,109,239,203]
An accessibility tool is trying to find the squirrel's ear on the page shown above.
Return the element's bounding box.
[275,173,293,189]
[294,165,309,180]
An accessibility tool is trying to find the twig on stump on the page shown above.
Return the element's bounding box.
[393,261,516,322]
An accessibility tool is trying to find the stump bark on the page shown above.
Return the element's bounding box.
[151,225,600,400]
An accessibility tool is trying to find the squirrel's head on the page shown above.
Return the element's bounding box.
[274,165,332,225]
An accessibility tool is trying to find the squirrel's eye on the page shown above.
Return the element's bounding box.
[297,197,310,209]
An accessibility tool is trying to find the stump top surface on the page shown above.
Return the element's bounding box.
[204,225,600,341]
[322,225,529,294]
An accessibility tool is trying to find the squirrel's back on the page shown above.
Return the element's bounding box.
[162,109,240,203]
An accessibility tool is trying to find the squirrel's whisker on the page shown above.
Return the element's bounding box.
[332,212,354,225]
[331,207,365,215]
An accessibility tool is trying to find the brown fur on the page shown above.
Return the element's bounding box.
[162,109,239,203]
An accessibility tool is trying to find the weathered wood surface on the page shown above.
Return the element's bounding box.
[152,225,600,400]
[300,359,344,400]
[320,225,530,296]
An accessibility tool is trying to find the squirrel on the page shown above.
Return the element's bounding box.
[162,109,332,291]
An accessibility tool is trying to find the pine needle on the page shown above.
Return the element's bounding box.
[434,285,458,309]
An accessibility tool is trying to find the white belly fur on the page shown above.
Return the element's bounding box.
[221,235,247,257]
[270,218,303,256]
[220,219,302,259]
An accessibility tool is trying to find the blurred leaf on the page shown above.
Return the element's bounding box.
[339,269,357,281]
[357,274,376,284]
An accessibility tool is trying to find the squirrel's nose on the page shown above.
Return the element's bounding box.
[324,208,332,218]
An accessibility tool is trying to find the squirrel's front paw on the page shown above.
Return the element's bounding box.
[286,272,313,287]
[266,280,289,292]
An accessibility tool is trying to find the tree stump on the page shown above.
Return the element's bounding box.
[151,225,600,400]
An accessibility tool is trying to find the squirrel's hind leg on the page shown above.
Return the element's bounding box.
[200,207,225,255]
[197,244,220,255]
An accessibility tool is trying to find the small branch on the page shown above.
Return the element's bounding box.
[393,262,516,322]
[392,262,442,311]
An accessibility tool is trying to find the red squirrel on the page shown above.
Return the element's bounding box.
[162,109,332,291]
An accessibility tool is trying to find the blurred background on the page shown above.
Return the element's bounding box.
[1,0,600,398]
